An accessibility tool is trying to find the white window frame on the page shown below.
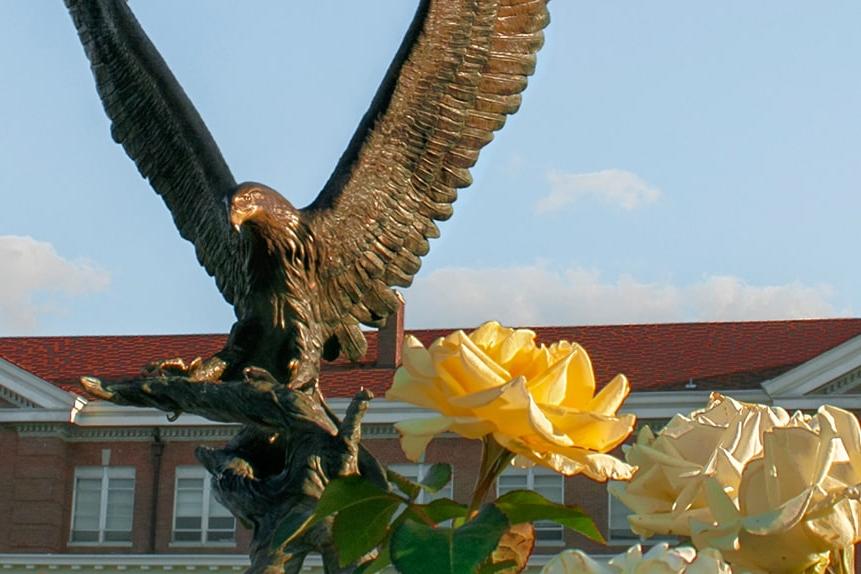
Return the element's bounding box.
[69,466,135,546]
[171,466,236,546]
[497,467,565,546]
[388,463,455,504]
[607,481,677,545]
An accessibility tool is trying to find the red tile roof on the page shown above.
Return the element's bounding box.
[2,318,861,398]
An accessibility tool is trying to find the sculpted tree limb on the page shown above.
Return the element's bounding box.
[83,375,381,573]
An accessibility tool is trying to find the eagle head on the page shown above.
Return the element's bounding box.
[229,182,299,233]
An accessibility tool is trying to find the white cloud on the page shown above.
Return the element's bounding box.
[537,169,662,213]
[0,235,110,332]
[403,264,838,328]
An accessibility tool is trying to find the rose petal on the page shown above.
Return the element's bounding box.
[496,327,539,366]
[433,330,510,393]
[526,351,574,406]
[540,549,612,574]
[467,321,510,350]
[562,343,596,409]
[631,506,714,539]
[587,374,630,416]
[395,416,455,461]
[502,436,635,481]
[541,405,636,452]
[401,335,438,379]
[394,416,494,461]
[761,427,824,507]
[387,367,467,416]
[450,377,577,449]
[819,405,861,477]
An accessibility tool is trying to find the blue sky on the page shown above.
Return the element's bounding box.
[1,1,859,336]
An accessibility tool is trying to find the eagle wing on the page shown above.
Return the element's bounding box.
[302,0,550,360]
[65,0,246,307]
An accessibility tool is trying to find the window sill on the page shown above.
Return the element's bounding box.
[169,541,237,548]
[67,542,133,547]
[607,536,678,546]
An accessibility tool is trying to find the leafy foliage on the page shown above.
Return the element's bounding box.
[419,463,452,493]
[390,505,511,574]
[274,470,604,572]
[494,489,604,543]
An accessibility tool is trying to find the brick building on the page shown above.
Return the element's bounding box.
[2,312,861,572]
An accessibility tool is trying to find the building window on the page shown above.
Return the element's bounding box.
[70,466,135,544]
[608,483,636,542]
[497,467,564,545]
[388,463,454,503]
[172,466,236,544]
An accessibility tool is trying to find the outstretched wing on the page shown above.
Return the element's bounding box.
[65,0,245,306]
[303,0,549,359]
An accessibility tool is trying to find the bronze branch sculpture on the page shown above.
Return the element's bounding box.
[65,0,549,571]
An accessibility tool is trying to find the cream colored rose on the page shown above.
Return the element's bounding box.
[541,543,731,574]
[609,393,793,538]
[385,321,636,480]
[689,405,861,574]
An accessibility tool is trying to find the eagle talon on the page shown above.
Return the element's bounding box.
[142,357,190,377]
[80,376,114,400]
[142,356,225,382]
[242,366,278,385]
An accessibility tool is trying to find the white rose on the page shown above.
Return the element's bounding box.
[541,543,730,574]
[609,393,791,538]
[690,405,861,573]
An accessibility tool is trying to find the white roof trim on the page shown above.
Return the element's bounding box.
[762,333,861,398]
[2,390,851,430]
[0,357,79,409]
[1,386,850,427]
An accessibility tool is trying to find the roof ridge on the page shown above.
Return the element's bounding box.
[3,317,860,343]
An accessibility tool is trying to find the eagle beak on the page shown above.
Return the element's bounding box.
[229,211,242,232]
[230,205,259,232]
[230,206,252,232]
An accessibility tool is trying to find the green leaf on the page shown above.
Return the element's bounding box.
[390,505,510,574]
[493,489,604,543]
[334,496,402,566]
[272,475,401,550]
[316,475,399,518]
[419,463,452,493]
[477,560,519,574]
[413,498,469,524]
[355,543,391,574]
[387,468,421,500]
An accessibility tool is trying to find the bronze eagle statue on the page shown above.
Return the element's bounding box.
[66,0,550,389]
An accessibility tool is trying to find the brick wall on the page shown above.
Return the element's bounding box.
[0,429,621,558]
[17,424,856,566]
[0,428,17,551]
[15,427,798,562]
[5,434,68,552]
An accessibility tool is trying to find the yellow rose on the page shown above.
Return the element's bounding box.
[609,393,793,538]
[541,543,731,574]
[690,405,861,574]
[385,321,635,481]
